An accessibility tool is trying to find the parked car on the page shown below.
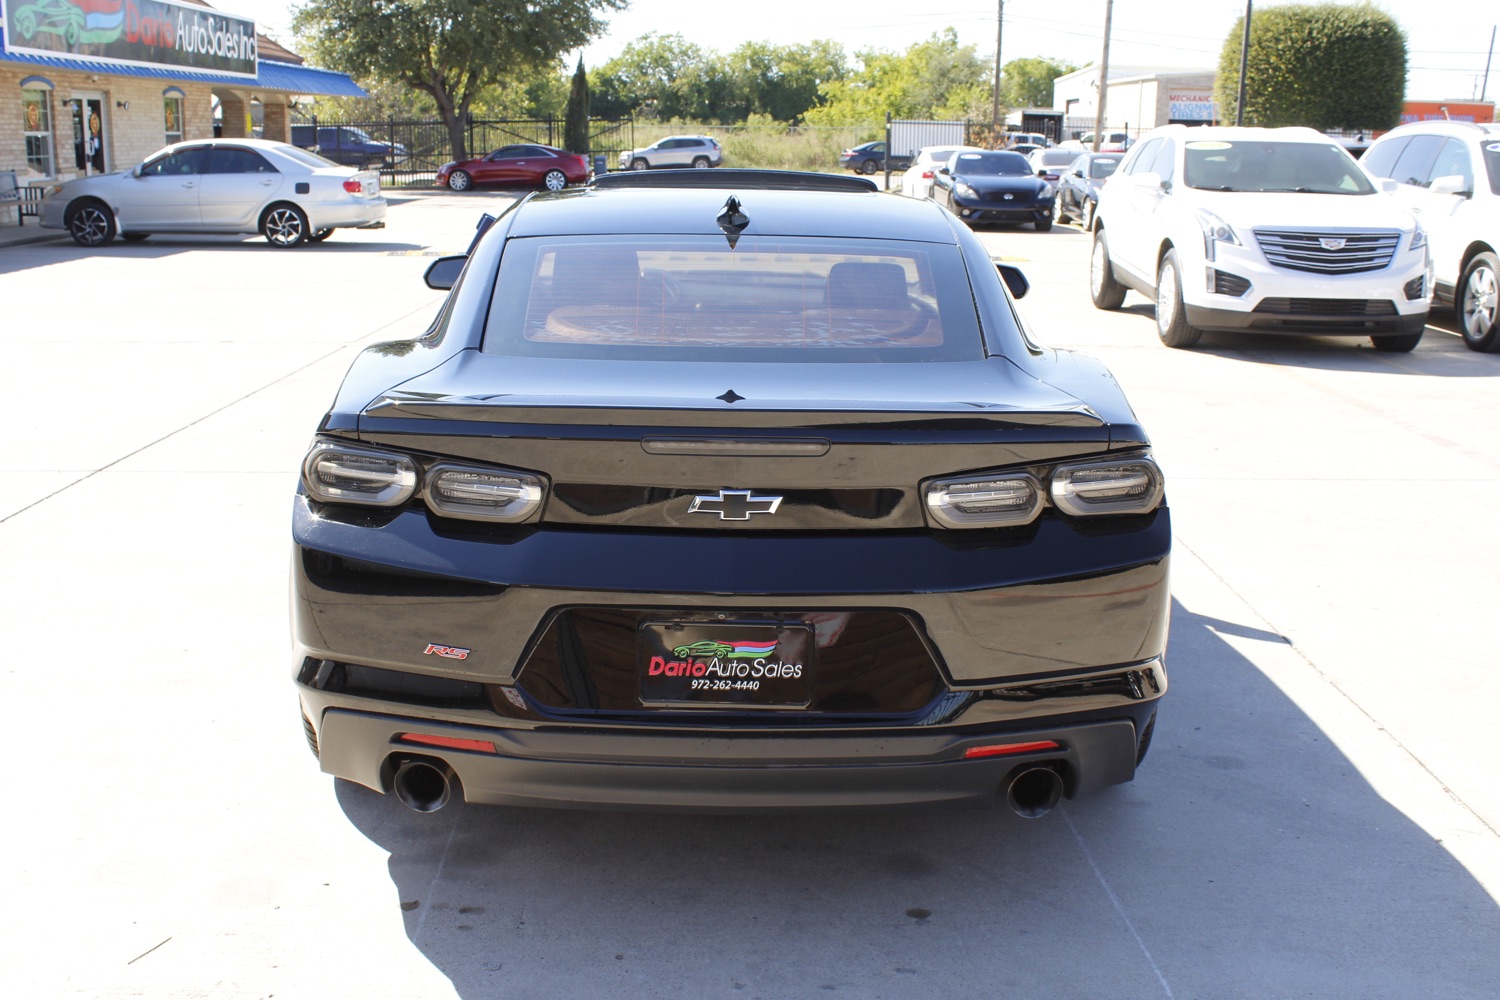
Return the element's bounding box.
[39,138,386,247]
[1063,131,1133,153]
[898,144,985,200]
[1360,120,1500,350]
[435,144,590,192]
[1028,148,1086,192]
[619,135,723,170]
[1053,152,1122,229]
[838,141,912,174]
[932,150,1055,229]
[291,168,1171,817]
[290,125,407,170]
[1090,124,1431,350]
[1009,143,1043,158]
[1006,132,1053,150]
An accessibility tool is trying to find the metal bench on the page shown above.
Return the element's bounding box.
[0,171,41,226]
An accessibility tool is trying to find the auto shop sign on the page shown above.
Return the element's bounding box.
[3,0,258,78]
[1168,91,1217,122]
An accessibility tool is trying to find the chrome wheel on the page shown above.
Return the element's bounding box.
[1462,258,1498,346]
[543,169,568,191]
[67,202,114,246]
[631,158,649,171]
[263,205,308,247]
[1156,262,1178,331]
[1080,199,1094,230]
[447,169,471,192]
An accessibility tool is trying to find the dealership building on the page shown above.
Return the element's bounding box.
[0,0,362,216]
[1052,65,1219,140]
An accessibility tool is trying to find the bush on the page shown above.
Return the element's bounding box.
[634,117,869,171]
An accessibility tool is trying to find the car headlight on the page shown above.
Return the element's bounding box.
[923,453,1164,528]
[425,463,545,522]
[1410,222,1427,251]
[955,182,978,200]
[302,440,417,506]
[1195,208,1240,262]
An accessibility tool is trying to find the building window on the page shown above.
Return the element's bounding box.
[22,89,55,180]
[164,95,184,145]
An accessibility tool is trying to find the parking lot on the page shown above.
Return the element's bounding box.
[2,190,1498,998]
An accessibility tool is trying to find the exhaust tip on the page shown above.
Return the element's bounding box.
[392,758,457,813]
[1005,766,1064,819]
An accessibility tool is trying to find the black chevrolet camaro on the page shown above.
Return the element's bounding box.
[292,170,1170,818]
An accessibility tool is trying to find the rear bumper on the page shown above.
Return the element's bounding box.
[310,705,1154,811]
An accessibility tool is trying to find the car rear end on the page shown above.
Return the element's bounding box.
[292,180,1169,815]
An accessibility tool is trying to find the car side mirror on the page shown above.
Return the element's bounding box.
[424,255,467,291]
[1429,174,1472,197]
[937,166,950,175]
[1377,178,1399,193]
[1134,170,1163,190]
[996,262,1029,299]
[131,164,144,178]
[1072,168,1085,177]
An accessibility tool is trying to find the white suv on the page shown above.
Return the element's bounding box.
[619,135,723,171]
[1361,120,1500,351]
[1089,125,1431,350]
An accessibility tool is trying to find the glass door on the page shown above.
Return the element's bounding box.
[69,94,108,175]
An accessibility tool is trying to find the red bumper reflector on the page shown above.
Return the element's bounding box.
[397,733,498,754]
[963,740,1061,760]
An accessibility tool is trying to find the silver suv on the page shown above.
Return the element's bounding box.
[1361,120,1500,351]
[619,135,723,171]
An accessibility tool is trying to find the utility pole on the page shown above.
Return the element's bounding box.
[991,0,1004,127]
[1093,0,1112,152]
[1482,25,1496,102]
[1236,0,1252,125]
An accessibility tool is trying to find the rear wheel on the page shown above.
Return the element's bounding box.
[1089,230,1127,310]
[1459,251,1500,351]
[66,199,115,247]
[1371,330,1423,352]
[861,159,878,175]
[262,204,309,247]
[446,169,471,192]
[1155,249,1203,348]
[691,157,711,169]
[543,169,568,191]
[631,158,649,171]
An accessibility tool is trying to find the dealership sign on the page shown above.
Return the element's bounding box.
[3,0,257,78]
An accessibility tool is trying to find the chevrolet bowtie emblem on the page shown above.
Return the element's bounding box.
[688,489,784,520]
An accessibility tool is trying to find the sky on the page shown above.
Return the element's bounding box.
[221,0,1499,104]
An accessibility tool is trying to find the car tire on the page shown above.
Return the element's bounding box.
[1089,230,1127,310]
[120,233,150,242]
[543,169,568,191]
[66,199,115,247]
[262,203,310,247]
[447,169,472,192]
[1155,249,1203,348]
[1080,199,1094,231]
[691,157,711,169]
[1371,331,1424,352]
[631,158,649,171]
[1052,196,1066,224]
[309,228,335,243]
[861,159,878,175]
[1458,251,1500,352]
[1034,213,1052,232]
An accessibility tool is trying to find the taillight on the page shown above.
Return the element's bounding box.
[342,178,362,193]
[425,463,546,522]
[923,453,1164,528]
[1050,456,1164,516]
[922,170,933,179]
[301,440,417,506]
[924,474,1044,528]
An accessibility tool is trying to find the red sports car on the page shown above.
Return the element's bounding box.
[435,144,590,192]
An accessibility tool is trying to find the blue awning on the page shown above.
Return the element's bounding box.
[0,25,365,96]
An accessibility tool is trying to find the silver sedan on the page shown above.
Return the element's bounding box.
[39,138,387,248]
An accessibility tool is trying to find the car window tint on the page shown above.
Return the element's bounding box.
[1359,136,1408,178]
[1388,135,1445,187]
[1089,157,1121,179]
[1123,138,1161,175]
[278,145,338,169]
[1182,140,1373,194]
[206,147,277,174]
[140,148,207,176]
[955,152,1030,175]
[1149,139,1175,182]
[485,236,984,363]
[1427,138,1473,189]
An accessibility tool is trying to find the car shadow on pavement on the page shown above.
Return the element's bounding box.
[0,237,431,274]
[335,597,1500,999]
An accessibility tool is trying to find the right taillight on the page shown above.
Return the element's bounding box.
[1050,456,1164,516]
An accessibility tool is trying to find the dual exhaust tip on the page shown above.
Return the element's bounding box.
[390,757,1065,818]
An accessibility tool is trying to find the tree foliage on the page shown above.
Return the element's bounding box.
[803,29,989,129]
[564,58,591,154]
[291,0,625,160]
[1000,57,1078,110]
[1215,3,1406,129]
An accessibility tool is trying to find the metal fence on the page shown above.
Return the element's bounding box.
[290,114,635,187]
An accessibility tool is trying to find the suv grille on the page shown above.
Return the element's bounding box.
[1255,298,1397,316]
[1253,230,1400,274]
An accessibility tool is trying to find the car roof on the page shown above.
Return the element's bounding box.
[1138,124,1333,145]
[1378,120,1500,141]
[509,171,958,243]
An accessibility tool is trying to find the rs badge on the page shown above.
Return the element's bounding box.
[424,644,471,660]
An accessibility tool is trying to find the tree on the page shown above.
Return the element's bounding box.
[591,33,713,120]
[804,29,988,129]
[1000,57,1077,110]
[1215,3,1406,130]
[564,57,590,154]
[291,0,625,161]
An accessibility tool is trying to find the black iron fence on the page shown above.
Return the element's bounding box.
[290,114,635,187]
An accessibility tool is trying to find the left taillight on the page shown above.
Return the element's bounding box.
[342,178,363,194]
[302,440,417,506]
[923,453,1164,529]
[425,463,545,522]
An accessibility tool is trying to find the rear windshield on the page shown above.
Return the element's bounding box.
[277,145,340,169]
[1037,150,1080,167]
[1183,140,1373,194]
[483,235,983,363]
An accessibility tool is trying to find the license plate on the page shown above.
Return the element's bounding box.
[638,621,816,708]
